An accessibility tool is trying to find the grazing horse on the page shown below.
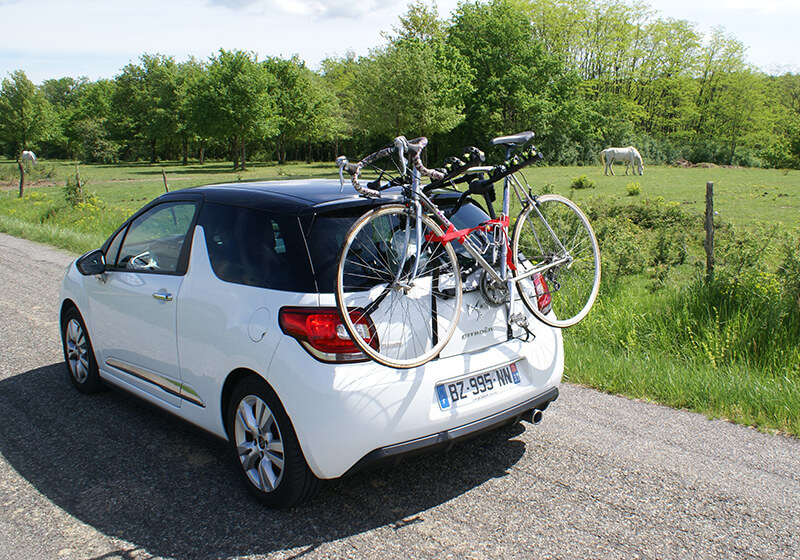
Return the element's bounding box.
[21,150,37,166]
[600,146,643,176]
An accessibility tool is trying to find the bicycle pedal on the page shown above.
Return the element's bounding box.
[509,313,528,327]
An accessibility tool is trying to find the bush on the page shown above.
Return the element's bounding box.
[64,173,101,208]
[626,182,642,196]
[593,216,649,284]
[570,174,595,190]
[538,182,556,195]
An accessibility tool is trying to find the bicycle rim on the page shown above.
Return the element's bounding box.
[335,205,462,368]
[512,194,601,327]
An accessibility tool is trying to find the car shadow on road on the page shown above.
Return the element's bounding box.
[0,364,528,559]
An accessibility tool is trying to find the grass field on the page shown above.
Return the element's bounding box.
[2,157,799,436]
[0,159,341,252]
[3,158,798,238]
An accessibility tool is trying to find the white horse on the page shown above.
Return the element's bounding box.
[21,150,37,166]
[601,146,643,176]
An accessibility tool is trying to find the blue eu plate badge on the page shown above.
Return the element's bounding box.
[436,385,450,409]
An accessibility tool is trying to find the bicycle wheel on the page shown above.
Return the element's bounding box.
[336,204,462,369]
[512,194,600,327]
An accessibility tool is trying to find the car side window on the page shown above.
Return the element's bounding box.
[113,202,197,274]
[104,226,126,268]
[198,202,314,292]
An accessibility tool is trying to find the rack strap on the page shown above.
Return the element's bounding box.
[424,216,516,270]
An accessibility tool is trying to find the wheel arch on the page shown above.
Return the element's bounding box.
[220,368,270,437]
[59,298,80,329]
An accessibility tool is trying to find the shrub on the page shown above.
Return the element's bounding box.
[538,182,556,195]
[626,182,642,196]
[593,216,648,284]
[64,174,101,208]
[570,174,595,190]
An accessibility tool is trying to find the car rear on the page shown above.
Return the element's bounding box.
[270,182,563,479]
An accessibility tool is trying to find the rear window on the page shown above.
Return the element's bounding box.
[306,198,492,293]
[198,202,315,293]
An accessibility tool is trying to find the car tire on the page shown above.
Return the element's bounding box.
[61,306,104,394]
[226,376,320,508]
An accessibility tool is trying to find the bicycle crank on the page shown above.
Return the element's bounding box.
[479,270,508,306]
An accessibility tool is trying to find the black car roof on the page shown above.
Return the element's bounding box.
[166,179,463,216]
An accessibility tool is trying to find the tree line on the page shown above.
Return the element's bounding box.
[1,0,799,173]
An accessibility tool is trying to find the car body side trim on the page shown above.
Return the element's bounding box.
[105,358,206,407]
[343,386,559,477]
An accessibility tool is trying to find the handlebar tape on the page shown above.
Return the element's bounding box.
[336,144,399,198]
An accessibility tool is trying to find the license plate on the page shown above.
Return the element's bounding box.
[436,362,521,410]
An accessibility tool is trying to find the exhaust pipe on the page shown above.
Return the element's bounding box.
[522,409,544,425]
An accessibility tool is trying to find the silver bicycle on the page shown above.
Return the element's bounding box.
[334,132,601,369]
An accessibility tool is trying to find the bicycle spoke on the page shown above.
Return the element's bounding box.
[513,195,600,328]
[336,205,462,368]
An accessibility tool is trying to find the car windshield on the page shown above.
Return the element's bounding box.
[306,198,493,294]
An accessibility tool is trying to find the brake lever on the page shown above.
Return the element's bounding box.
[393,136,409,178]
[335,156,348,192]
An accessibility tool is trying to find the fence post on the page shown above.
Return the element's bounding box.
[704,181,714,279]
[75,165,83,197]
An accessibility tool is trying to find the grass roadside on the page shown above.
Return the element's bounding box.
[564,279,800,436]
[2,158,799,437]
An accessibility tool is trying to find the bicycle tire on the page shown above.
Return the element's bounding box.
[512,194,601,328]
[335,205,462,369]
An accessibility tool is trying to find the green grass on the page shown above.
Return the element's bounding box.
[516,164,800,228]
[564,277,800,435]
[0,159,341,253]
[2,157,799,436]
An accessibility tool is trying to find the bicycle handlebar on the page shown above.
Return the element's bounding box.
[337,136,485,198]
[404,137,445,181]
[336,140,404,198]
[336,133,539,200]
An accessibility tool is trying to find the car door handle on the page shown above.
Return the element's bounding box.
[152,292,173,302]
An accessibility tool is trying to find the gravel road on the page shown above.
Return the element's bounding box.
[1,231,798,560]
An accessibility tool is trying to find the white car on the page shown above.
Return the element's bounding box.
[59,179,563,508]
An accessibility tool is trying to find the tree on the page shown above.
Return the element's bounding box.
[72,80,119,163]
[265,57,315,162]
[111,54,182,162]
[0,70,53,197]
[201,50,276,170]
[762,73,800,168]
[353,2,473,156]
[262,57,347,162]
[40,76,88,158]
[448,0,591,162]
[175,58,204,164]
[320,52,363,155]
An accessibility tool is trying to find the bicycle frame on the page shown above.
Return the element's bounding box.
[400,160,572,330]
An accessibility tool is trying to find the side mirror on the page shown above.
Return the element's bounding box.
[76,249,106,276]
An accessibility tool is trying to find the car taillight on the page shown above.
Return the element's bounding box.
[532,273,552,315]
[279,307,378,364]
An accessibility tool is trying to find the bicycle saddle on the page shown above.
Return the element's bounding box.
[490,131,534,146]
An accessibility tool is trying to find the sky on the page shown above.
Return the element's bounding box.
[0,0,798,84]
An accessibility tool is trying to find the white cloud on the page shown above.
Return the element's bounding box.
[208,0,392,18]
[724,0,800,11]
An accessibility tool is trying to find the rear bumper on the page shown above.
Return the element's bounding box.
[269,313,563,479]
[344,386,559,476]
